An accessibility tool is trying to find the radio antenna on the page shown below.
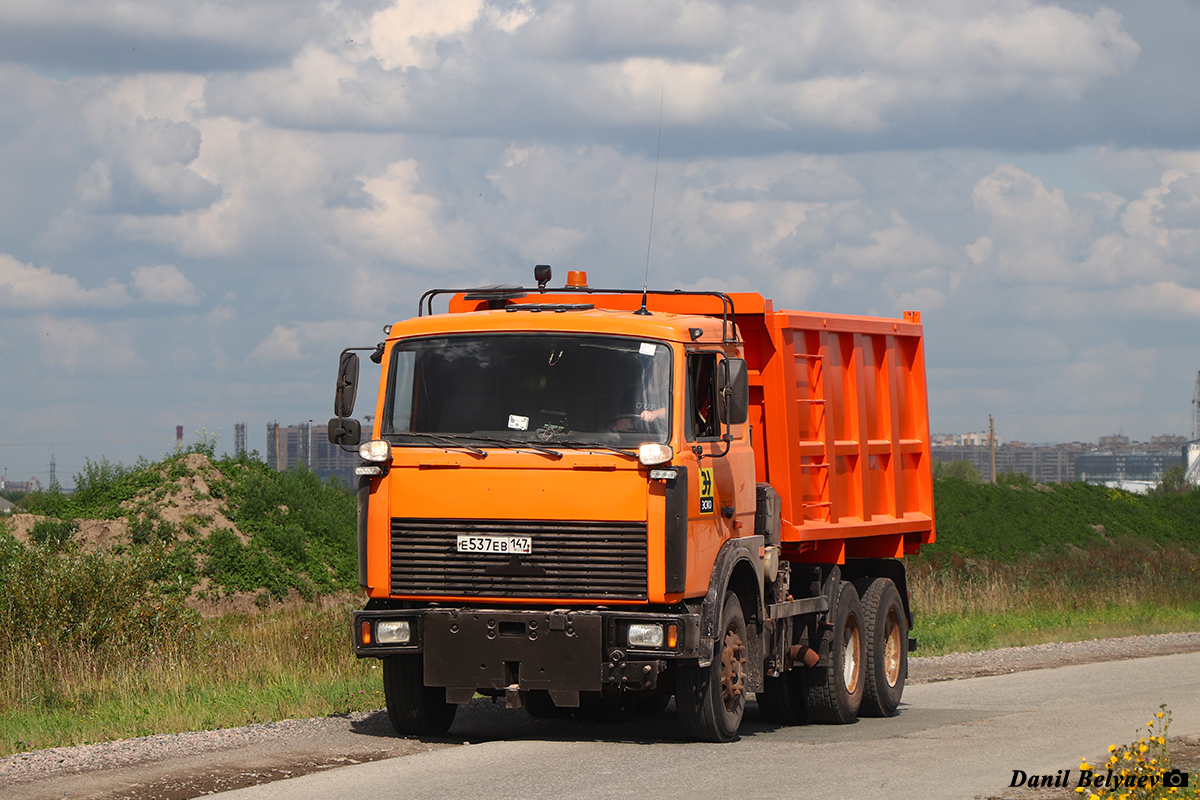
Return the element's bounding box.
[635,88,664,316]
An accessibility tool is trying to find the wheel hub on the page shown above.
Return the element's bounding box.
[883,610,901,687]
[720,626,747,710]
[842,620,861,694]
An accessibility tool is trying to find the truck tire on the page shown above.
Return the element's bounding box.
[382,655,457,736]
[677,592,747,742]
[804,581,863,724]
[856,577,907,717]
[757,669,807,725]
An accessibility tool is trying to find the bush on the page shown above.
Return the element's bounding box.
[29,518,77,548]
[932,458,982,483]
[214,463,355,596]
[0,538,198,657]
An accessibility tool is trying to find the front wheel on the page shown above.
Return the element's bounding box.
[804,581,864,724]
[677,592,747,742]
[382,655,457,736]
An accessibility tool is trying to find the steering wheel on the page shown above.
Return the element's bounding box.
[605,414,648,433]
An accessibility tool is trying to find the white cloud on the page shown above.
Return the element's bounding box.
[249,320,378,362]
[185,0,1142,142]
[334,159,477,269]
[827,213,956,273]
[893,286,945,312]
[34,315,141,371]
[0,254,129,309]
[367,0,486,71]
[969,160,1200,298]
[131,264,202,305]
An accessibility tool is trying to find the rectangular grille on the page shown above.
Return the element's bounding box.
[390,518,648,600]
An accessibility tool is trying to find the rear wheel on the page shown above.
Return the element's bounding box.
[856,577,908,717]
[677,592,747,742]
[382,655,457,736]
[804,581,863,724]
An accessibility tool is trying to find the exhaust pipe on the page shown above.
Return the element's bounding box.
[790,644,820,668]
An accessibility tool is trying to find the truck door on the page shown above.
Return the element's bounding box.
[684,351,754,595]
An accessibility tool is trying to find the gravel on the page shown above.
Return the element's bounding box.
[1,715,387,780]
[907,631,1200,684]
[5,632,1200,798]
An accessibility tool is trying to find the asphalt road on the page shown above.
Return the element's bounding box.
[207,650,1200,800]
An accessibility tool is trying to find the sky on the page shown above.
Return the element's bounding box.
[3,0,1200,487]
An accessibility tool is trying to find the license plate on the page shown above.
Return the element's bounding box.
[456,535,532,554]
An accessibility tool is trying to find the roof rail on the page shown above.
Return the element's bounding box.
[417,286,739,343]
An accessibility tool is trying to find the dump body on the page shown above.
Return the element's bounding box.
[739,300,936,562]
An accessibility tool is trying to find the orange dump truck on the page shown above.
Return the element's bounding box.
[330,266,935,741]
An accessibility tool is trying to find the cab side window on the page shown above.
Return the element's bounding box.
[688,353,718,440]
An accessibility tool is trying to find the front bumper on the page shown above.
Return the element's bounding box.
[353,607,700,702]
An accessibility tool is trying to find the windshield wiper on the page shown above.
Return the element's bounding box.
[456,435,564,460]
[554,441,639,458]
[392,433,487,457]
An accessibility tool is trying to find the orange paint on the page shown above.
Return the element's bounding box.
[363,287,934,605]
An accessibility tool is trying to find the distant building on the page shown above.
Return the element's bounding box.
[932,432,1186,485]
[1152,434,1187,448]
[1075,452,1184,484]
[266,421,367,483]
[932,431,992,447]
[932,442,1085,483]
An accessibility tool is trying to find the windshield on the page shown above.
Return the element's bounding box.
[382,334,672,447]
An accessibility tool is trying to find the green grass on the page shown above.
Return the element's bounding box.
[909,528,1200,655]
[930,478,1200,561]
[914,604,1200,656]
[0,604,380,756]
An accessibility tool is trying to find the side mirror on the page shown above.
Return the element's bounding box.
[716,357,749,426]
[334,351,360,419]
[328,417,361,446]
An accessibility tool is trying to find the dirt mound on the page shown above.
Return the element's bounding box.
[6,514,131,549]
[7,453,245,549]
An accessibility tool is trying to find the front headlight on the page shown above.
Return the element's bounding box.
[627,623,665,648]
[376,619,412,644]
[359,439,391,462]
[638,443,673,466]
